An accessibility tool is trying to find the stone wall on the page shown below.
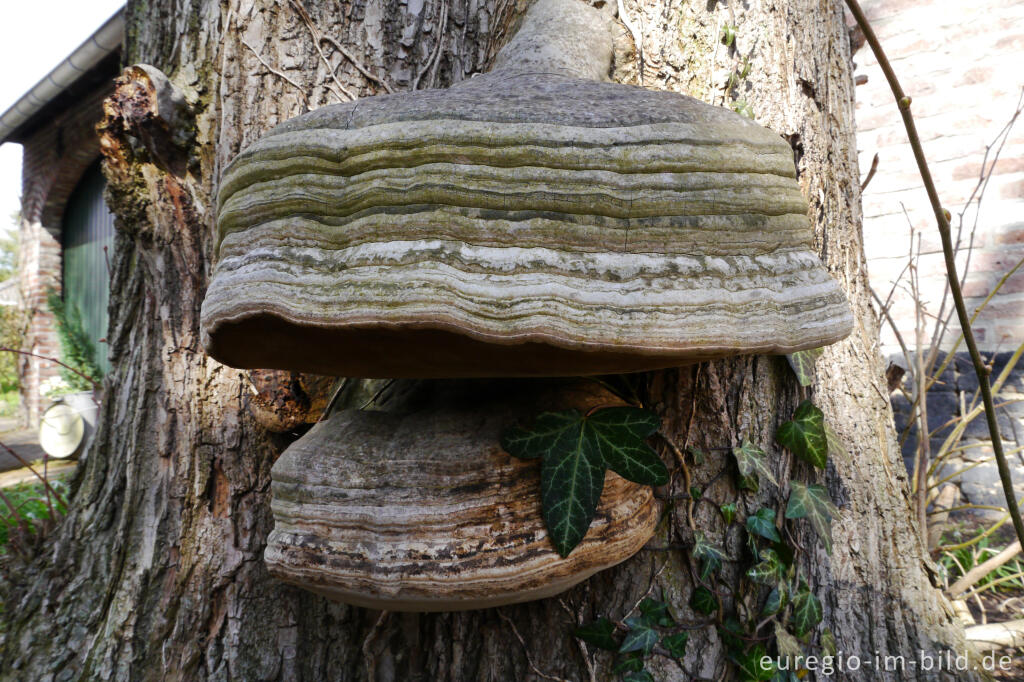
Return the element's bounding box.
[891,352,1024,511]
[853,0,1024,517]
[17,85,110,425]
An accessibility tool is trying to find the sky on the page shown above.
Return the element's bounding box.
[0,0,124,236]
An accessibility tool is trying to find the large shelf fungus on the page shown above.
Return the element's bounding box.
[208,0,854,612]
[265,381,660,611]
[200,0,853,379]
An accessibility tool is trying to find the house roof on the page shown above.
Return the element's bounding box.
[0,8,124,145]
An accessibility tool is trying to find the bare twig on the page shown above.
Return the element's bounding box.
[412,0,449,90]
[617,0,645,85]
[845,0,1024,552]
[959,570,1024,602]
[558,598,597,682]
[949,541,1021,598]
[240,39,310,105]
[360,610,390,680]
[659,433,695,529]
[319,34,394,93]
[0,346,98,392]
[860,152,879,190]
[0,439,66,516]
[622,558,670,622]
[498,612,570,682]
[965,619,1024,650]
[288,0,355,101]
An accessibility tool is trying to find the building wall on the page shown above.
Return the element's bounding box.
[17,84,111,425]
[855,0,1024,353]
[853,0,1024,513]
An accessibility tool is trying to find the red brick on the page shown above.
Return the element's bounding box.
[995,223,1024,245]
[953,157,1024,181]
[1000,179,1024,200]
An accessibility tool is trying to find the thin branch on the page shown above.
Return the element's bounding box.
[845,0,1024,552]
[959,570,1024,602]
[0,347,98,392]
[240,39,310,105]
[617,0,645,85]
[320,34,394,93]
[948,541,1021,599]
[412,0,449,90]
[288,0,355,101]
[558,598,597,682]
[860,152,879,190]
[498,612,570,682]
[0,439,67,511]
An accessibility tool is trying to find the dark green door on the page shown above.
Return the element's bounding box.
[62,162,115,374]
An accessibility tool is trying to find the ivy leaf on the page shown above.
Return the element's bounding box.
[662,632,689,658]
[776,400,828,469]
[693,531,726,579]
[733,644,775,681]
[501,410,582,461]
[623,672,654,682]
[821,628,838,657]
[761,584,787,616]
[733,439,779,488]
[612,654,644,674]
[639,598,674,627]
[587,408,668,486]
[774,623,804,661]
[719,617,746,655]
[690,586,718,615]
[573,617,618,651]
[791,585,823,638]
[747,549,784,586]
[746,507,782,542]
[721,502,737,525]
[721,23,736,47]
[785,347,824,387]
[785,482,838,553]
[824,423,849,463]
[501,406,667,556]
[620,616,659,655]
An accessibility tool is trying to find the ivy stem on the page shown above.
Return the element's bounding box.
[843,0,1024,551]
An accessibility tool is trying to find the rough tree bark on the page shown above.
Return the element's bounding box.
[0,0,978,680]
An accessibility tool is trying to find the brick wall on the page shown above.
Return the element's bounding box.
[17,84,111,425]
[855,0,1024,354]
[853,0,1024,517]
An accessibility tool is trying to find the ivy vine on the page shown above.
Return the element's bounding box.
[500,348,843,680]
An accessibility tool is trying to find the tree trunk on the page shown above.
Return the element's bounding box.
[0,0,977,680]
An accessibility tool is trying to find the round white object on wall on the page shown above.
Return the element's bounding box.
[39,403,85,459]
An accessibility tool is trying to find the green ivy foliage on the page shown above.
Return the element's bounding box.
[501,407,668,556]
[46,288,102,391]
[525,376,843,680]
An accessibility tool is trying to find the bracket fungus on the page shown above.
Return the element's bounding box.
[200,0,854,379]
[206,0,856,611]
[265,381,659,610]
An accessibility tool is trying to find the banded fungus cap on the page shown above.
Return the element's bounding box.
[200,0,854,378]
[264,380,660,611]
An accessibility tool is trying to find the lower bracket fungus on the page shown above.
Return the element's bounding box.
[264,381,660,610]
